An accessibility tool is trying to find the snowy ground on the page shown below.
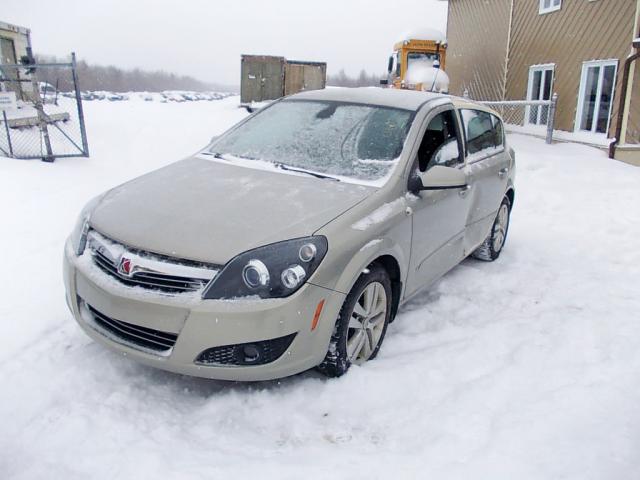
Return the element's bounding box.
[1,97,639,479]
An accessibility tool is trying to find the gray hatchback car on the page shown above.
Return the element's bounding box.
[63,87,515,380]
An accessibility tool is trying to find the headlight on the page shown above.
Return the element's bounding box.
[70,194,105,256]
[70,214,90,256]
[202,236,328,300]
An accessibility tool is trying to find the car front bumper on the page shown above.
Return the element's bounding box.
[63,240,344,381]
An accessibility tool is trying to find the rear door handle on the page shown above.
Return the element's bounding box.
[458,184,472,197]
[498,167,509,178]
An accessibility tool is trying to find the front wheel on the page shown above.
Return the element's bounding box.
[472,196,511,261]
[317,264,392,378]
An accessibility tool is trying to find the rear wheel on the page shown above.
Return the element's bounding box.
[317,264,392,377]
[472,196,511,261]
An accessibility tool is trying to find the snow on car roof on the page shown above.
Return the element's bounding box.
[288,87,447,111]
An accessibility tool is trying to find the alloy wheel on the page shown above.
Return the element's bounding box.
[346,281,388,364]
[493,203,510,252]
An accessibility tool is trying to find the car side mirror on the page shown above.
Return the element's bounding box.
[387,56,394,73]
[408,165,467,193]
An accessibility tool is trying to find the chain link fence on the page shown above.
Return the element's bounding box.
[477,94,558,144]
[0,53,89,161]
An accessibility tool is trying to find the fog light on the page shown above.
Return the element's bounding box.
[281,265,306,289]
[242,260,270,288]
[242,344,261,363]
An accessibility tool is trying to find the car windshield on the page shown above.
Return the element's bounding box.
[210,100,414,183]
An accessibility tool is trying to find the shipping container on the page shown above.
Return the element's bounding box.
[240,55,326,105]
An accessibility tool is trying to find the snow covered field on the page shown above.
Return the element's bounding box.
[1,97,639,479]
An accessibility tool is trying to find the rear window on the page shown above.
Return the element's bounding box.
[460,109,504,156]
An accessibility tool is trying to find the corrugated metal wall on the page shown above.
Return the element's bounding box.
[447,0,637,138]
[624,5,640,145]
[626,62,640,144]
[447,0,512,101]
[506,0,636,134]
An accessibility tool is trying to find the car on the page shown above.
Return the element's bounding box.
[63,87,515,381]
[38,82,58,104]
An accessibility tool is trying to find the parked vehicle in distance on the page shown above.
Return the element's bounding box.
[63,87,515,380]
[38,81,58,104]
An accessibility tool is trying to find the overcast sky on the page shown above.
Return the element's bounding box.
[2,0,448,86]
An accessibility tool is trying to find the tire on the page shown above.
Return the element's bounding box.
[317,264,392,378]
[472,195,512,262]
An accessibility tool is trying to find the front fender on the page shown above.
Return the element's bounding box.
[309,194,412,299]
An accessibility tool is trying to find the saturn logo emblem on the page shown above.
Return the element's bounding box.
[118,257,133,276]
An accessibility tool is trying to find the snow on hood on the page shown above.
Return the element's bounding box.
[89,156,373,265]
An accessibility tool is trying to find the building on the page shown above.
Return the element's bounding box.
[445,0,640,165]
[0,20,32,101]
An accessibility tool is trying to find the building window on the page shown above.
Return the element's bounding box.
[526,64,555,125]
[539,0,561,14]
[575,60,618,135]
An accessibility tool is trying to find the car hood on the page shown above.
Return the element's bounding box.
[90,156,373,264]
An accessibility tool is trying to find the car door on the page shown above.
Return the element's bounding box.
[404,107,472,299]
[459,109,511,252]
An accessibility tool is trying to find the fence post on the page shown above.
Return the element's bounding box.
[26,50,55,162]
[71,52,89,157]
[546,93,558,144]
[2,110,13,157]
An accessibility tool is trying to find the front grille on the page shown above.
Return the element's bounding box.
[195,334,297,366]
[85,302,178,353]
[92,249,208,293]
[87,230,218,294]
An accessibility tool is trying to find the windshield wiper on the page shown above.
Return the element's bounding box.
[200,151,227,160]
[275,163,340,181]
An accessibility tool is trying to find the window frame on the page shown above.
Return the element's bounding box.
[539,0,561,15]
[459,108,505,164]
[525,63,555,126]
[405,106,466,186]
[574,59,619,136]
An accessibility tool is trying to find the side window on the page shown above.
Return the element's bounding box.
[461,109,503,156]
[416,110,462,172]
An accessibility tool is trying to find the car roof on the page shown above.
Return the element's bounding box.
[288,87,446,111]
[288,87,499,116]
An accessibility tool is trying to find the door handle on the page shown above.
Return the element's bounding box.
[498,167,509,178]
[458,184,472,197]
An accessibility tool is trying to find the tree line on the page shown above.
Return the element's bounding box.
[34,55,233,92]
[30,56,382,93]
[327,69,385,87]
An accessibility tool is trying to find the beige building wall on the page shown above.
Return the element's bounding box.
[506,0,637,135]
[625,56,640,144]
[446,0,512,101]
[622,3,640,145]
